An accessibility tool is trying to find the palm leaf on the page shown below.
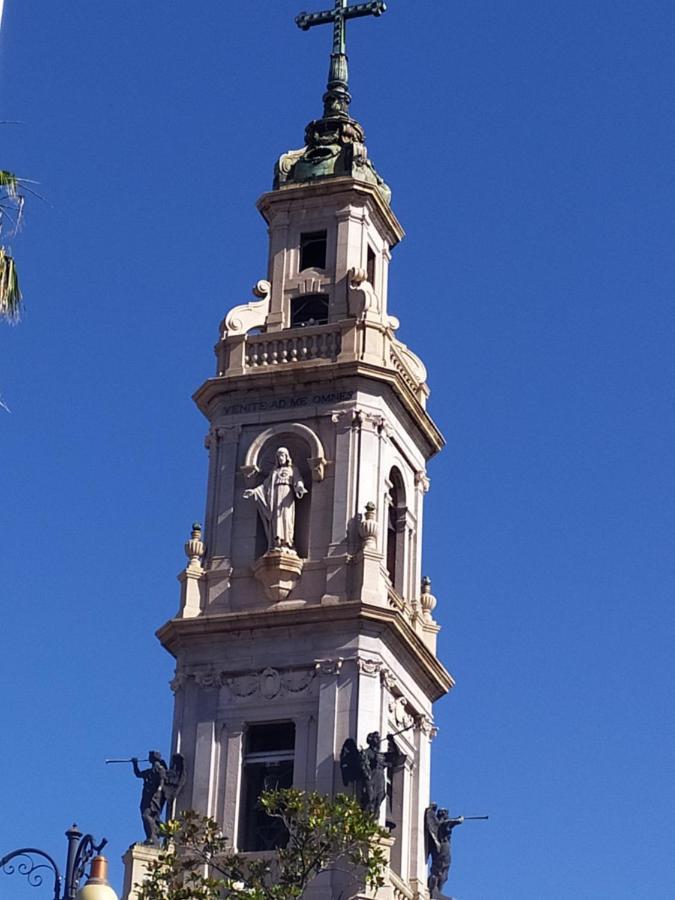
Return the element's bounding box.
[0,170,19,198]
[0,247,22,321]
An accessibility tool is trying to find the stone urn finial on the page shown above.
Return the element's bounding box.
[358,501,378,548]
[420,575,437,623]
[185,521,205,572]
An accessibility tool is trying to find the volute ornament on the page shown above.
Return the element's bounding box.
[220,279,271,337]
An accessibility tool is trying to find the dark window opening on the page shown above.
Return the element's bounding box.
[291,293,329,327]
[367,245,376,286]
[386,468,406,592]
[386,491,397,584]
[240,722,295,851]
[300,231,327,270]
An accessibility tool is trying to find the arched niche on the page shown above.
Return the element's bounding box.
[241,423,327,483]
[241,424,327,561]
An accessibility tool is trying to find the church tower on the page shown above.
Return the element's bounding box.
[129,5,453,898]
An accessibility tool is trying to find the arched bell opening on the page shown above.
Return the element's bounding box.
[291,293,329,327]
[386,467,407,597]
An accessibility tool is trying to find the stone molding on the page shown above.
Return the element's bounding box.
[158,602,454,700]
[193,360,445,457]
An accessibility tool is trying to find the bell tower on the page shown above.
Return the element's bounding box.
[138,5,453,898]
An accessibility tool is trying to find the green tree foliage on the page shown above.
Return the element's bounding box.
[136,789,388,900]
[0,169,24,321]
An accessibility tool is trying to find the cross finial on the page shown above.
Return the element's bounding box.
[296,1,387,119]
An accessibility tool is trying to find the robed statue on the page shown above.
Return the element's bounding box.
[340,731,406,823]
[132,750,185,845]
[425,804,464,898]
[243,446,308,552]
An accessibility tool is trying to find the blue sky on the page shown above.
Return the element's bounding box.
[1,2,674,898]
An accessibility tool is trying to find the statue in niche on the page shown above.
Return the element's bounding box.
[340,731,406,825]
[425,804,465,898]
[243,447,308,553]
[131,750,185,845]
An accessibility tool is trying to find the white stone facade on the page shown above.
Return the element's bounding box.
[133,174,453,899]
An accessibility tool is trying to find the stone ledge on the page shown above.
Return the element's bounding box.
[156,600,453,701]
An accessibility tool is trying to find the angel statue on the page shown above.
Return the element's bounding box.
[340,731,406,824]
[243,446,308,552]
[425,804,465,898]
[132,750,186,845]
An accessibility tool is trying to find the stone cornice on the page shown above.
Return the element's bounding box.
[257,177,405,247]
[156,601,454,701]
[193,362,444,457]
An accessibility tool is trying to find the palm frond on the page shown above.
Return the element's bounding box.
[0,170,19,199]
[0,247,22,321]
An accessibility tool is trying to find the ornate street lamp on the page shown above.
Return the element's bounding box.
[0,823,118,900]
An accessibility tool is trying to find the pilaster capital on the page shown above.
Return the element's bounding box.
[415,470,431,493]
[356,657,382,677]
[335,204,366,225]
[416,714,438,740]
[217,424,243,442]
[169,670,189,693]
[221,719,245,736]
[314,657,343,676]
[194,667,223,689]
[205,423,242,449]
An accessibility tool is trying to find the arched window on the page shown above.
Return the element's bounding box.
[386,468,407,595]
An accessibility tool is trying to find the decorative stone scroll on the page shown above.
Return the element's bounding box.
[220,279,271,337]
[389,695,415,729]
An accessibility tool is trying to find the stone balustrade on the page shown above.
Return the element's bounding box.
[216,319,429,409]
[245,323,341,368]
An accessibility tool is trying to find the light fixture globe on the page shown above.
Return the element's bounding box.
[76,856,119,900]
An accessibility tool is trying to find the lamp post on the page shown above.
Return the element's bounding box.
[0,823,118,900]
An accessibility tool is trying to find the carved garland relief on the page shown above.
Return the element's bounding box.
[170,665,319,702]
[170,657,435,736]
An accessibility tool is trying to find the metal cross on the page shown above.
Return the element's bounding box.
[296,1,386,118]
[296,1,387,57]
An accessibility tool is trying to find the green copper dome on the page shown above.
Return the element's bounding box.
[274,1,391,204]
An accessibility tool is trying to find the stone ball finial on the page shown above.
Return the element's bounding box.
[185,522,205,572]
[420,575,437,623]
[358,501,378,548]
